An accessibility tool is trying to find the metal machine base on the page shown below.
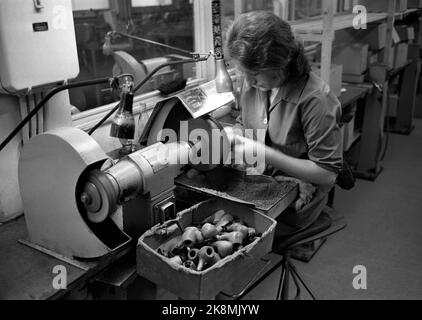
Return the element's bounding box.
[18,239,90,271]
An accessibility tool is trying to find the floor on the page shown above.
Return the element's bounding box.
[158,118,422,300]
[240,118,422,300]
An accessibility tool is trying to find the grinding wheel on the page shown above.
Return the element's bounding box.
[80,170,119,223]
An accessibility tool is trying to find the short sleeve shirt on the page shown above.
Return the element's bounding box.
[237,71,343,177]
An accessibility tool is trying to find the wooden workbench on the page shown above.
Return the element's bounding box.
[0,216,133,300]
[0,180,297,300]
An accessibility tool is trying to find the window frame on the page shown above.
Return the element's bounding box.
[71,0,214,131]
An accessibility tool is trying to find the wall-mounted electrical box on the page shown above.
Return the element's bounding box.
[0,0,79,94]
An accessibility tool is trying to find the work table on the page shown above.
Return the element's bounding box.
[0,215,133,300]
[0,178,297,300]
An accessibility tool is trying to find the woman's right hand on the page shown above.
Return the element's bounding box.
[273,175,317,211]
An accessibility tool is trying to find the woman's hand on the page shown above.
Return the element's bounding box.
[273,175,317,211]
[225,127,337,185]
[229,134,266,170]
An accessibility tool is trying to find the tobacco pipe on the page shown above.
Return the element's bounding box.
[182,226,204,246]
[197,246,220,271]
[216,231,245,247]
[212,240,233,258]
[215,213,234,232]
[201,223,219,239]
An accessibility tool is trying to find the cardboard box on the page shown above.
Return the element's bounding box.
[361,23,387,51]
[395,26,415,42]
[342,73,367,83]
[388,94,399,117]
[313,63,343,97]
[332,44,369,75]
[343,115,356,151]
[392,28,401,45]
[394,42,409,68]
[407,0,422,8]
[367,51,379,67]
[136,198,277,300]
[379,46,395,69]
[398,0,409,11]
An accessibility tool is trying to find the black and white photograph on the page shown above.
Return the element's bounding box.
[1,0,422,306]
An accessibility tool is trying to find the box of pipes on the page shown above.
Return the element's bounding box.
[379,46,396,69]
[361,22,387,51]
[332,44,369,76]
[312,63,343,97]
[136,197,277,300]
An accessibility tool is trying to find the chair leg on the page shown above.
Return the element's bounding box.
[280,259,291,300]
[276,262,286,300]
[288,262,302,300]
[327,187,335,208]
[289,262,317,300]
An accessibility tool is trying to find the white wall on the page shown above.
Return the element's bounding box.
[0,95,24,222]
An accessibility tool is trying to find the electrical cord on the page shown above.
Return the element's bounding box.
[88,56,209,136]
[0,77,113,153]
[0,56,210,151]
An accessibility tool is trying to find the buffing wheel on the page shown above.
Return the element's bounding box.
[80,169,119,223]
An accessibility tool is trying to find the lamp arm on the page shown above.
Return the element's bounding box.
[109,31,194,56]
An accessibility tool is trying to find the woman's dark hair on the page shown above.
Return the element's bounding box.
[226,11,310,83]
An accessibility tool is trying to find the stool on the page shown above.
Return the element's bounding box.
[219,207,346,300]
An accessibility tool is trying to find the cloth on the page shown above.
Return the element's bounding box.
[235,71,343,231]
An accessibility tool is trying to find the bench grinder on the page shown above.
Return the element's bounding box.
[18,95,233,260]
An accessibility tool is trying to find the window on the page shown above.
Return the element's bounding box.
[69,0,342,118]
[290,0,322,21]
[69,0,195,113]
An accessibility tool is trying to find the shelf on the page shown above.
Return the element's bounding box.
[291,12,388,37]
[292,8,421,40]
[394,8,421,20]
[339,84,371,108]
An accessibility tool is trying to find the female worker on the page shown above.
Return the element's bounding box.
[225,11,343,234]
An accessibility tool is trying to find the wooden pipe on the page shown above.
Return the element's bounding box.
[168,255,183,267]
[212,209,226,223]
[215,213,234,232]
[248,227,256,237]
[201,223,219,239]
[212,240,233,258]
[226,222,249,237]
[187,248,199,262]
[196,246,220,271]
[182,226,203,246]
[216,231,244,245]
[202,209,226,224]
[183,260,197,270]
